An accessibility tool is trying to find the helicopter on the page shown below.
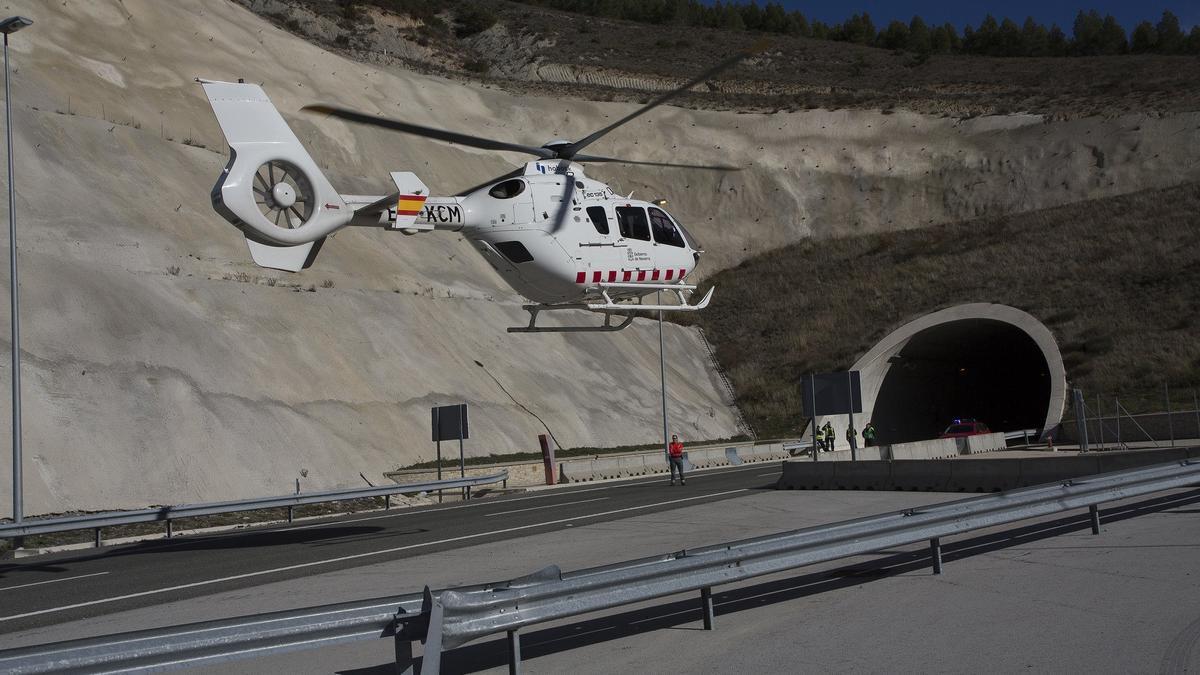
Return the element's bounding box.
[199,48,754,332]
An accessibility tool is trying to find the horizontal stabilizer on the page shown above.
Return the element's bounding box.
[245,236,324,272]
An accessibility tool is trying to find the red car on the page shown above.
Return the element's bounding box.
[939,419,991,438]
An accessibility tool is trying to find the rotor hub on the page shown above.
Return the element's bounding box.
[271,182,297,209]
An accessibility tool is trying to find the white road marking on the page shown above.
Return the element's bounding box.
[0,571,109,593]
[0,488,748,623]
[281,463,777,531]
[759,472,781,476]
[484,497,608,517]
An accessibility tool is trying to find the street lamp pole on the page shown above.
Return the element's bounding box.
[2,15,32,525]
[658,292,668,460]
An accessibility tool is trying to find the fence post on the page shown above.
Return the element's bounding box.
[1116,397,1121,447]
[1165,383,1174,448]
[701,586,715,630]
[1096,394,1104,450]
[1073,389,1088,453]
[507,629,521,675]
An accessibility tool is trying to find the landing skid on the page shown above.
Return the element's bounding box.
[507,283,715,333]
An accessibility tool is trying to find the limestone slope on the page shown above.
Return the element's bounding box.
[0,0,741,516]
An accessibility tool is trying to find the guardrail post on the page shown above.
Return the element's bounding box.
[385,494,391,511]
[94,528,102,548]
[466,485,472,501]
[166,520,173,539]
[701,587,715,630]
[1089,505,1101,535]
[287,506,294,523]
[507,629,521,675]
[929,538,942,574]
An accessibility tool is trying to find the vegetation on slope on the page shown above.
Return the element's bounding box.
[515,2,1200,58]
[250,0,1200,118]
[682,183,1200,438]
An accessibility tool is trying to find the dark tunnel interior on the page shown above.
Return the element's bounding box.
[871,320,1051,445]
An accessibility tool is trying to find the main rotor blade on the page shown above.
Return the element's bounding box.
[572,154,742,171]
[453,168,525,197]
[560,40,768,159]
[302,105,556,159]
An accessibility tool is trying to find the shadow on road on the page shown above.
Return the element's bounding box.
[0,525,399,580]
[339,488,1200,674]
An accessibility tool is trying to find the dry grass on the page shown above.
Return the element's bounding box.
[261,0,1200,119]
[684,183,1200,437]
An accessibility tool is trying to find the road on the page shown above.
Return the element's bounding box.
[0,462,783,634]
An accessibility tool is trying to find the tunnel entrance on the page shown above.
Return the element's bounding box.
[871,319,1051,445]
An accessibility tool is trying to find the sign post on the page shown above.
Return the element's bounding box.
[431,403,469,502]
[802,371,863,460]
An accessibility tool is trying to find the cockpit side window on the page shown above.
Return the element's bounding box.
[615,206,650,241]
[586,206,609,235]
[488,179,526,199]
[648,208,685,248]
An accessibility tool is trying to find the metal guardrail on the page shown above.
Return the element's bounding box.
[1003,428,1041,443]
[0,459,1196,673]
[0,472,509,545]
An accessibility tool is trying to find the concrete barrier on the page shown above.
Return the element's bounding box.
[776,461,837,490]
[778,446,1199,492]
[949,459,1020,492]
[890,438,960,461]
[889,460,954,491]
[962,432,1007,454]
[833,461,891,491]
[725,447,743,465]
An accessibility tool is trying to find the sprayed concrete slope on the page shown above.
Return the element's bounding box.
[0,0,1196,515]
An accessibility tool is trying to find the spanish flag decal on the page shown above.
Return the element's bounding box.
[397,194,427,217]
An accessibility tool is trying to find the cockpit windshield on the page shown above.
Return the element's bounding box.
[669,212,702,251]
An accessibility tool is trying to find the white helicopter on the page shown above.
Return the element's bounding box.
[199,50,751,332]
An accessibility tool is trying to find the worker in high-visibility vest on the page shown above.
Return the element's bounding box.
[823,421,836,452]
[668,434,686,486]
[814,424,826,452]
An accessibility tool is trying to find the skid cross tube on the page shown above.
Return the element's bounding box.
[1,460,1197,674]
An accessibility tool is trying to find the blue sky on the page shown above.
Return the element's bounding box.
[759,2,1200,32]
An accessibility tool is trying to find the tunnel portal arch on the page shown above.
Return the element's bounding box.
[851,304,1066,445]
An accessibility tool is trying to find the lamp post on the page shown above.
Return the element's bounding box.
[2,15,32,526]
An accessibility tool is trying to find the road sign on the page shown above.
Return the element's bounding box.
[801,371,862,417]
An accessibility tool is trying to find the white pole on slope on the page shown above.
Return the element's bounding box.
[2,15,32,528]
[659,292,669,462]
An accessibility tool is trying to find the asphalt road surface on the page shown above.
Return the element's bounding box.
[0,463,782,634]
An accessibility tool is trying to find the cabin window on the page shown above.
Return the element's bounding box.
[649,208,685,248]
[494,241,534,264]
[586,206,609,235]
[488,179,526,199]
[616,206,650,241]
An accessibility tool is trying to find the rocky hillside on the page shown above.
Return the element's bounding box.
[685,183,1200,437]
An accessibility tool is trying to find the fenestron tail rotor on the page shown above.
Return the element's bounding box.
[252,160,315,230]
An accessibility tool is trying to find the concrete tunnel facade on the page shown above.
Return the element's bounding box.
[816,304,1067,448]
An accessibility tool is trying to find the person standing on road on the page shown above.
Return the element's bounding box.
[863,421,877,447]
[823,421,836,452]
[668,434,686,485]
[847,424,858,451]
[814,422,826,452]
